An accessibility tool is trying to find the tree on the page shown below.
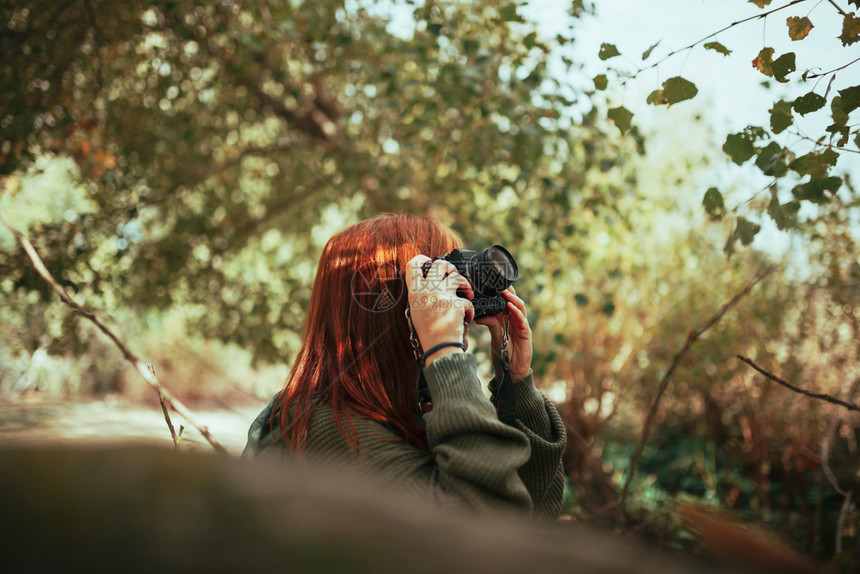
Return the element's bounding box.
[0,0,634,363]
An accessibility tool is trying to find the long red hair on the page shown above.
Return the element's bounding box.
[275,213,462,453]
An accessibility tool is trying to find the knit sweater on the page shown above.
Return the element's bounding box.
[242,352,567,521]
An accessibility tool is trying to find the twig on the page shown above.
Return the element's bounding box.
[826,0,848,16]
[618,266,775,515]
[806,55,860,79]
[0,215,229,456]
[622,0,807,82]
[737,356,860,412]
[155,365,181,451]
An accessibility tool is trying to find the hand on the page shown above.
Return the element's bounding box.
[405,255,475,366]
[475,287,532,382]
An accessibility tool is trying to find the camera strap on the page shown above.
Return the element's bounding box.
[495,312,517,426]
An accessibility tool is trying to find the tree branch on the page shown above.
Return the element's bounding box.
[624,0,807,81]
[737,356,860,412]
[618,266,775,515]
[0,215,229,456]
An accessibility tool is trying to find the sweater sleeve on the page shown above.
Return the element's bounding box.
[243,353,534,516]
[501,371,567,522]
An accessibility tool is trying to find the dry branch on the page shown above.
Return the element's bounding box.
[0,215,229,456]
[618,266,775,516]
[737,356,860,413]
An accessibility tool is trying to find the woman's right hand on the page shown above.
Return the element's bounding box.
[405,255,475,366]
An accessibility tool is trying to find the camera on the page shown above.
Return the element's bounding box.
[421,245,519,320]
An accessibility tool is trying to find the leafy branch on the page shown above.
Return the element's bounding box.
[618,266,775,515]
[620,0,808,83]
[0,214,229,456]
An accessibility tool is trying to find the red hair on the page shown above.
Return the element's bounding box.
[275,214,462,453]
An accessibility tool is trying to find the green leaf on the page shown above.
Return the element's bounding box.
[608,106,634,134]
[789,149,839,178]
[771,52,796,82]
[793,91,826,115]
[755,141,788,177]
[574,293,589,307]
[749,0,772,6]
[831,96,849,124]
[769,100,793,133]
[786,16,813,40]
[662,76,697,106]
[839,13,860,46]
[593,74,608,91]
[767,190,799,230]
[722,126,766,165]
[838,85,860,114]
[703,187,726,220]
[736,217,761,246]
[598,43,620,60]
[752,47,774,77]
[703,41,731,56]
[826,123,850,147]
[791,176,842,204]
[642,40,661,60]
[646,89,666,105]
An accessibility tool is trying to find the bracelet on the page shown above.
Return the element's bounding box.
[419,342,466,366]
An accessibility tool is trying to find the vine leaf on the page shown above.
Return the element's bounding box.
[839,85,860,114]
[608,106,634,134]
[736,217,761,246]
[646,89,666,105]
[703,187,726,220]
[789,149,839,178]
[704,41,731,56]
[723,126,767,165]
[755,142,788,177]
[752,47,774,77]
[599,43,620,60]
[662,76,698,105]
[791,176,841,204]
[767,190,799,230]
[786,16,813,41]
[772,52,796,82]
[642,40,661,60]
[840,13,860,46]
[826,122,850,147]
[794,91,826,115]
[770,100,794,134]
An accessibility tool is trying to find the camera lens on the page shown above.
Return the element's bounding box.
[475,245,518,295]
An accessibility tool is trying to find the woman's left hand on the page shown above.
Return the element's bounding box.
[475,287,533,382]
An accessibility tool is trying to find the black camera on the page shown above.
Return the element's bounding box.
[421,245,519,320]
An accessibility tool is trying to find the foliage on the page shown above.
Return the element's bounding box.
[1,0,625,364]
[594,0,860,252]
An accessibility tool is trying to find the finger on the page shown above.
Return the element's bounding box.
[450,272,475,300]
[507,301,531,333]
[406,255,432,290]
[503,289,526,317]
[463,298,475,324]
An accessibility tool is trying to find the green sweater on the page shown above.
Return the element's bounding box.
[243,352,567,521]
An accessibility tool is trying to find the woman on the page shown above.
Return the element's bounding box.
[243,214,566,521]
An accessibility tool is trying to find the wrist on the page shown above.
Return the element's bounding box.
[423,344,464,367]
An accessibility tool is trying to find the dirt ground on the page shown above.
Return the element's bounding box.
[0,396,268,456]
